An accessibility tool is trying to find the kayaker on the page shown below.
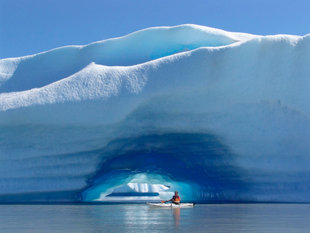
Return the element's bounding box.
[168,191,181,204]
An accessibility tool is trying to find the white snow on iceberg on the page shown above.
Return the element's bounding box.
[0,24,310,203]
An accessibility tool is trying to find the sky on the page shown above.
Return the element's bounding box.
[0,0,310,59]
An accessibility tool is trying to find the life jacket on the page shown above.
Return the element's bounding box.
[173,195,181,202]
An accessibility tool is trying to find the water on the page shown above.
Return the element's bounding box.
[0,204,309,233]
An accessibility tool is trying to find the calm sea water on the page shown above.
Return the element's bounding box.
[0,204,309,233]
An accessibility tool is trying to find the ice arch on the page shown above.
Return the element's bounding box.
[82,132,246,202]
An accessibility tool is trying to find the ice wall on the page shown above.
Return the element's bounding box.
[0,24,310,202]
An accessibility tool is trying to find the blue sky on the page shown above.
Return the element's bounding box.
[1,0,310,59]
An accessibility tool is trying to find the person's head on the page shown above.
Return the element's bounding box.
[175,191,178,195]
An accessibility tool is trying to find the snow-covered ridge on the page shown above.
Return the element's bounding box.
[0,25,310,203]
[0,30,309,117]
[0,24,254,94]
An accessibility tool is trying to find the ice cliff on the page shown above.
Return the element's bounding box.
[0,24,310,203]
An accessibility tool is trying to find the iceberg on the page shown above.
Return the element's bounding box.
[0,24,310,203]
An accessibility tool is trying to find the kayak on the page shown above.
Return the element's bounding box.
[147,202,194,208]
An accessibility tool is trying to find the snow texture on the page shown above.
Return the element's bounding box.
[0,24,310,203]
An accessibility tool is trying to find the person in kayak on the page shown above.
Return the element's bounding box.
[168,191,181,204]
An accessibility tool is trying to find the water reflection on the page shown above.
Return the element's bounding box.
[0,204,310,233]
[173,208,180,229]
